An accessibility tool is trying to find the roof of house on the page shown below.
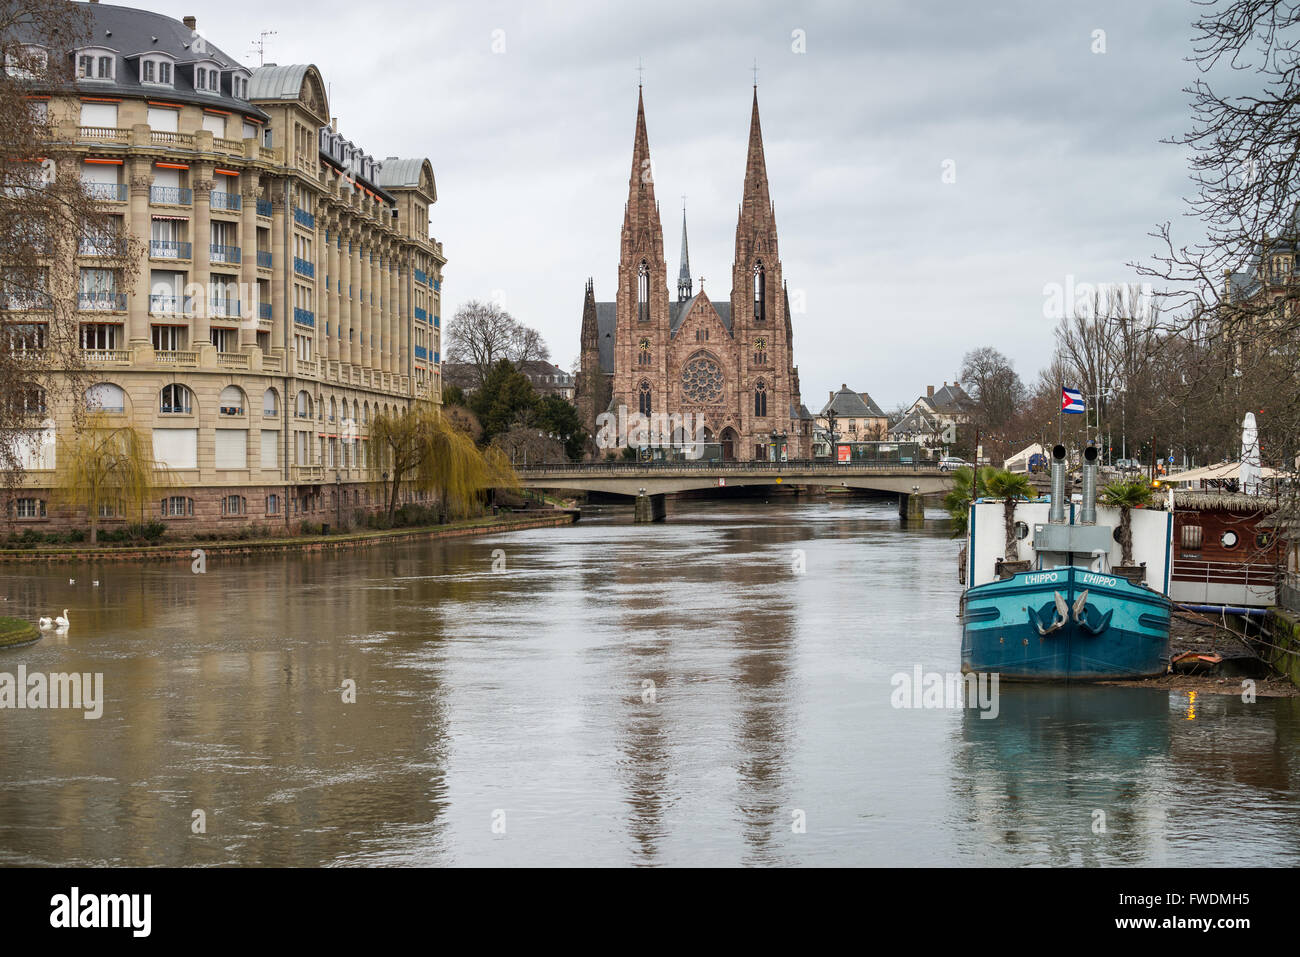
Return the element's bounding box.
[927,382,974,413]
[820,385,885,418]
[890,407,940,435]
[36,5,269,121]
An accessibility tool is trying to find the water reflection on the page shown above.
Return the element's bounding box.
[0,498,1295,866]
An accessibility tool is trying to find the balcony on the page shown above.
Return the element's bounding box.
[258,302,272,320]
[77,292,126,311]
[293,465,324,483]
[150,240,191,260]
[84,182,127,202]
[214,137,244,155]
[209,297,240,318]
[295,357,318,377]
[256,250,272,269]
[293,308,315,328]
[149,186,192,206]
[210,244,241,265]
[150,131,195,149]
[79,238,120,256]
[149,294,193,316]
[262,353,283,373]
[82,348,130,363]
[256,198,272,218]
[210,190,241,211]
[293,257,315,278]
[293,207,315,229]
[77,126,130,144]
[216,352,250,370]
[154,350,199,367]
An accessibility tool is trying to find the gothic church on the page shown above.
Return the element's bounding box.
[575,87,809,461]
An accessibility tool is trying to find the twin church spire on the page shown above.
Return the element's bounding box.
[624,84,775,309]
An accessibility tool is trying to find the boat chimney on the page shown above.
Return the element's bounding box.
[1049,444,1067,524]
[1080,444,1099,524]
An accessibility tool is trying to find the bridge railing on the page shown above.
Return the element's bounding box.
[516,459,944,475]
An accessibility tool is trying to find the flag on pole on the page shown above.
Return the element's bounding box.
[1061,387,1085,414]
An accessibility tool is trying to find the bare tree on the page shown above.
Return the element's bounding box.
[444,299,551,390]
[960,346,1025,435]
[0,0,141,496]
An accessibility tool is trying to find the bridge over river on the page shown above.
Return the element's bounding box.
[516,461,954,521]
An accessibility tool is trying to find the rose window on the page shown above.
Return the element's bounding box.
[681,354,724,403]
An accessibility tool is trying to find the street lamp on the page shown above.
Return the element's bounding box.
[335,471,341,531]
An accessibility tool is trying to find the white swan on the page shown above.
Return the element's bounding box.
[54,609,69,632]
[38,616,53,631]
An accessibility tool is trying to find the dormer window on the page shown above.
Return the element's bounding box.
[4,45,47,79]
[228,71,250,99]
[138,54,175,87]
[192,60,219,94]
[76,47,117,81]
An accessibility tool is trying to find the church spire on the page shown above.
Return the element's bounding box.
[628,85,655,202]
[678,204,692,301]
[740,86,772,223]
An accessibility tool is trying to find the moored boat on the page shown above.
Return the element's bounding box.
[959,445,1174,681]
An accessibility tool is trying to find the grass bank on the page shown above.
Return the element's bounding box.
[0,511,578,564]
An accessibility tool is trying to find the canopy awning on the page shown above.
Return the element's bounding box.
[1169,461,1281,484]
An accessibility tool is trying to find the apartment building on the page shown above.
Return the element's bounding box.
[7,2,445,531]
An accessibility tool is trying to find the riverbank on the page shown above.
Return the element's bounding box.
[0,510,577,564]
[0,616,41,649]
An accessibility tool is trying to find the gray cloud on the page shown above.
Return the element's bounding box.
[163,0,1203,407]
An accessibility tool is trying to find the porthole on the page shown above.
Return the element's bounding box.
[1220,530,1239,549]
[1015,521,1029,540]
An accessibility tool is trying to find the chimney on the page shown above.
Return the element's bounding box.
[927,385,934,398]
[331,117,338,132]
[828,390,834,404]
[183,16,197,29]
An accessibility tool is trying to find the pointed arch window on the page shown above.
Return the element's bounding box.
[638,380,652,417]
[754,379,768,418]
[753,260,766,322]
[637,260,650,322]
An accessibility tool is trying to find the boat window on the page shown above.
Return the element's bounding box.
[1220,530,1239,549]
[1180,525,1202,549]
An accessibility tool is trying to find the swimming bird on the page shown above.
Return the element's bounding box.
[38,616,52,631]
[93,580,100,587]
[68,578,75,585]
[54,609,69,632]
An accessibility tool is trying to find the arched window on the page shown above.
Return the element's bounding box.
[329,397,337,422]
[753,260,766,322]
[85,382,125,413]
[362,402,369,424]
[637,260,649,322]
[638,380,652,417]
[754,380,768,418]
[219,385,245,416]
[263,388,279,417]
[296,390,312,419]
[159,383,192,414]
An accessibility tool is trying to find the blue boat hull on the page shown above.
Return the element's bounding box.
[960,566,1171,681]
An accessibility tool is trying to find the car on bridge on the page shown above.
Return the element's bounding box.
[938,456,970,472]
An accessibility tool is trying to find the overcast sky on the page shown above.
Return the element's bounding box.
[151,0,1204,409]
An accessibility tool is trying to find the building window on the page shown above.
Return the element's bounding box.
[161,496,193,517]
[15,498,46,519]
[160,383,193,414]
[637,260,649,322]
[754,380,768,417]
[151,325,183,352]
[638,380,652,417]
[753,260,766,321]
[85,382,125,413]
[222,495,246,516]
[1180,525,1203,550]
[141,59,155,82]
[266,494,280,515]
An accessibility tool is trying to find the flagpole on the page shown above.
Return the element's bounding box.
[1057,381,1063,448]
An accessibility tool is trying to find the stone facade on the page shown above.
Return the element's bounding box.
[5,4,445,533]
[575,88,805,461]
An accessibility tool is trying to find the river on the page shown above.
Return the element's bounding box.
[0,497,1297,866]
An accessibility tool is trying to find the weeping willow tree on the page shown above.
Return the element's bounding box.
[371,404,518,523]
[51,413,170,544]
